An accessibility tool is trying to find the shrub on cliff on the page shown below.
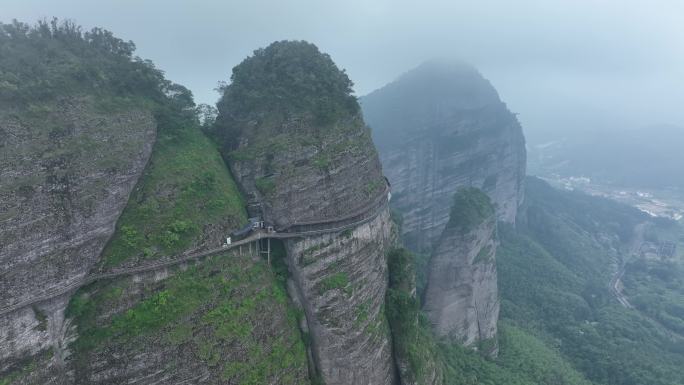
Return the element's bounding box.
[446,188,495,233]
[386,247,444,385]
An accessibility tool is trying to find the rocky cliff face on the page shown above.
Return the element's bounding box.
[215,41,386,230]
[422,189,499,354]
[1,22,309,385]
[215,41,396,385]
[361,60,526,253]
[225,111,384,229]
[0,97,156,374]
[1,95,309,385]
[362,62,525,355]
[284,210,395,385]
[49,118,311,385]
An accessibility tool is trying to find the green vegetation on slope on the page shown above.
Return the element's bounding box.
[495,322,592,385]
[100,120,246,267]
[318,272,350,294]
[2,19,307,383]
[446,188,495,233]
[389,178,683,385]
[624,257,684,335]
[386,248,443,385]
[622,219,684,336]
[0,19,246,271]
[386,247,591,385]
[67,254,309,384]
[498,177,684,385]
[440,322,592,385]
[213,40,376,164]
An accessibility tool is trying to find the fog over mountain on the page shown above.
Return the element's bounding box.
[529,124,684,189]
[3,2,684,385]
[4,0,684,138]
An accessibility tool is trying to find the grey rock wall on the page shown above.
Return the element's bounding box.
[422,214,499,354]
[227,114,386,230]
[380,110,525,252]
[286,208,396,385]
[362,61,526,253]
[363,61,526,356]
[0,98,156,373]
[223,105,397,384]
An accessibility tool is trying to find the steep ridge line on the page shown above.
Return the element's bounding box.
[0,191,389,317]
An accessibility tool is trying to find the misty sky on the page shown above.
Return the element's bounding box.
[4,0,684,140]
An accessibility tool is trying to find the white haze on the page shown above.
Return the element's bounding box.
[4,0,684,140]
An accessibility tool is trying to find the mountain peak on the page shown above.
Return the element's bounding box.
[216,40,358,131]
[364,59,501,113]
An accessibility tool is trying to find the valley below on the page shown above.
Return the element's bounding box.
[541,175,684,222]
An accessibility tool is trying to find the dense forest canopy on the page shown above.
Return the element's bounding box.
[213,40,360,148]
[0,18,193,112]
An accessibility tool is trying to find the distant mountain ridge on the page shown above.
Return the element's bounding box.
[361,60,526,250]
[361,60,526,379]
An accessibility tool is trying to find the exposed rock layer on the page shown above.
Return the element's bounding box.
[362,62,525,356]
[225,110,397,385]
[362,61,526,252]
[422,212,499,354]
[286,209,395,385]
[216,41,397,385]
[0,98,156,371]
[226,114,385,229]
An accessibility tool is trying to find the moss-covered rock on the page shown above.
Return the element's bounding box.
[65,254,310,385]
[423,188,499,353]
[446,188,495,233]
[215,40,396,385]
[0,21,306,385]
[214,40,386,229]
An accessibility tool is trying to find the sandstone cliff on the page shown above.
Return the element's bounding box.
[0,22,166,379]
[362,61,525,356]
[361,60,526,253]
[1,22,309,384]
[51,119,311,385]
[0,97,156,376]
[214,40,397,385]
[422,189,499,355]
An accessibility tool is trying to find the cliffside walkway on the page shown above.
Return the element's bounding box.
[0,185,390,317]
